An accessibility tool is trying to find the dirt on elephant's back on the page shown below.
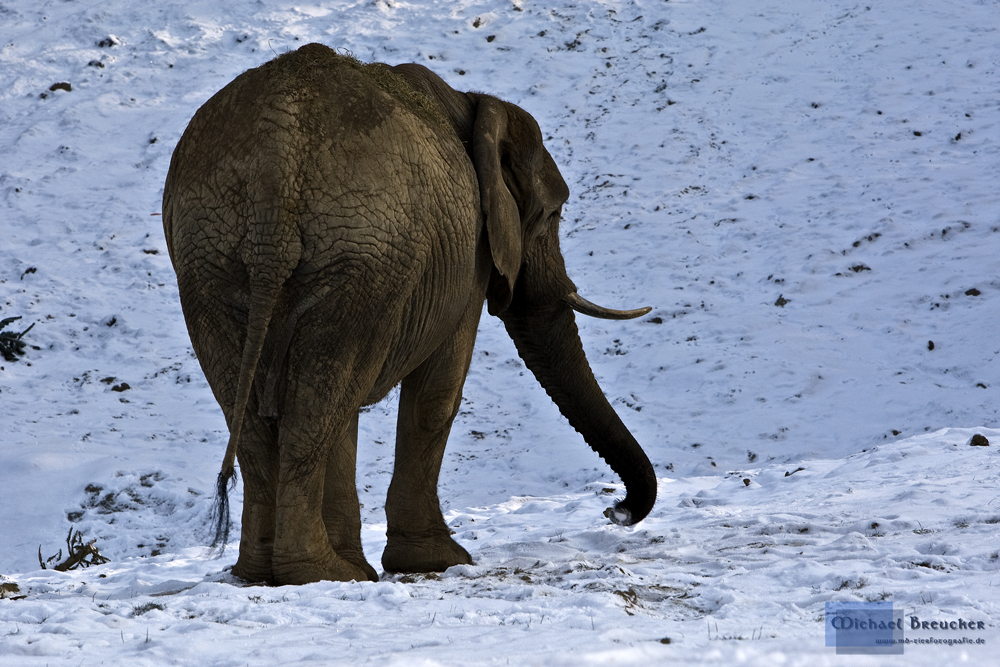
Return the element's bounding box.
[257,43,449,133]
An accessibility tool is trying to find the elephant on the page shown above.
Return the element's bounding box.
[162,42,656,585]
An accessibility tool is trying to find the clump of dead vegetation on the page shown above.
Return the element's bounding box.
[0,316,35,362]
[39,528,109,571]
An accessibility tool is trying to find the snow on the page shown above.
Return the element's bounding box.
[1,0,998,664]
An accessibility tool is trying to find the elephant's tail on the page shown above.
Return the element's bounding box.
[210,198,304,551]
[210,283,282,552]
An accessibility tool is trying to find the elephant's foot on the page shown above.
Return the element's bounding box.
[272,549,378,585]
[232,553,273,585]
[232,533,277,584]
[381,532,472,573]
[339,550,380,583]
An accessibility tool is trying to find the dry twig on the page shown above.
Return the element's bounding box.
[0,316,35,362]
[39,528,109,571]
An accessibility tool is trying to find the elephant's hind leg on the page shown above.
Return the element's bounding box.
[321,412,378,581]
[231,410,279,584]
[177,285,279,583]
[270,312,391,585]
[271,392,380,583]
[382,300,481,573]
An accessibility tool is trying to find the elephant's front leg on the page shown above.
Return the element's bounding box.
[382,302,481,573]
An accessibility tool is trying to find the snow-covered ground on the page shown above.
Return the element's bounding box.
[1,0,998,664]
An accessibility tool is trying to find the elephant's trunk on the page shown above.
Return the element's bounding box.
[498,238,656,525]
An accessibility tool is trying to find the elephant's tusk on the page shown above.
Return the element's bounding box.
[562,292,652,320]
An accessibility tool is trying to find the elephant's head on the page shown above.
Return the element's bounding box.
[394,65,657,526]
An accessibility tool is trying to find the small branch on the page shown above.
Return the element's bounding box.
[39,528,109,571]
[0,316,35,362]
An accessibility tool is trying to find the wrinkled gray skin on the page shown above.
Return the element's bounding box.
[163,43,656,585]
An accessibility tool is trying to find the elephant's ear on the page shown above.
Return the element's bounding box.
[472,95,521,316]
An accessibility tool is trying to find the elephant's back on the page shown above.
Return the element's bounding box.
[163,44,478,293]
